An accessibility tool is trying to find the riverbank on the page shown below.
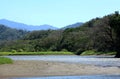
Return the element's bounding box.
[0,60,120,78]
[0,51,74,56]
[0,57,13,64]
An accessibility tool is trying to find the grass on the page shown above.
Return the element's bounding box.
[81,50,116,55]
[0,51,115,56]
[0,51,74,56]
[0,57,13,64]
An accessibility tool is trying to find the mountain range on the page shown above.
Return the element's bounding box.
[0,19,58,31]
[0,19,83,31]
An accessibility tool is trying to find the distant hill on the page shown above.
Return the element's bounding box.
[0,24,28,40]
[62,22,83,29]
[0,19,58,31]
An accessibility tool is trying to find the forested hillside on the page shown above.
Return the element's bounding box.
[62,22,83,29]
[0,11,120,57]
[0,24,28,40]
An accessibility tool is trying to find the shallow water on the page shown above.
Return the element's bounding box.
[7,75,120,79]
[5,55,120,67]
[2,56,120,79]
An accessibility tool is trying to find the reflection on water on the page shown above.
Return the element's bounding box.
[8,75,120,79]
[5,55,120,67]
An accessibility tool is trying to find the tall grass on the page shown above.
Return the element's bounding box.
[81,50,116,55]
[0,57,13,64]
[0,51,74,55]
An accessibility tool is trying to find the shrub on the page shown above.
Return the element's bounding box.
[75,49,85,55]
[61,49,68,52]
[18,49,24,52]
[0,57,13,64]
[11,50,17,53]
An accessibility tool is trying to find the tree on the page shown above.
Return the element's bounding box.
[92,11,120,57]
[109,11,120,57]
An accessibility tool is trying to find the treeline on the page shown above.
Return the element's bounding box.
[0,25,28,40]
[0,11,120,57]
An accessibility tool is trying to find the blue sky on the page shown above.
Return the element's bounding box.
[0,0,120,28]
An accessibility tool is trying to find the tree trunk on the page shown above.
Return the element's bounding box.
[115,52,120,58]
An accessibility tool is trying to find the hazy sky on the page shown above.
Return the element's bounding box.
[0,0,120,28]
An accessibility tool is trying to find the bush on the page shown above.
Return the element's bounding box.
[11,50,17,53]
[0,57,13,64]
[75,49,85,55]
[49,45,57,51]
[18,49,24,52]
[61,49,68,52]
[81,50,96,55]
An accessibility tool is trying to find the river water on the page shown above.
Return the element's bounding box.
[4,55,120,79]
[6,75,120,79]
[5,55,120,67]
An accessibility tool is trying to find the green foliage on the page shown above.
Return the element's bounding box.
[0,11,120,57]
[81,50,97,55]
[11,50,17,53]
[18,49,24,52]
[23,30,52,40]
[0,51,74,55]
[75,49,85,55]
[109,11,120,57]
[81,50,116,55]
[0,57,13,64]
[0,24,28,40]
[61,49,68,52]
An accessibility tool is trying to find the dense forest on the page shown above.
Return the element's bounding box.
[0,11,120,57]
[0,25,28,40]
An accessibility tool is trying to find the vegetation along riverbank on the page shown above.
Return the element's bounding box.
[0,51,116,56]
[0,11,120,57]
[0,51,74,55]
[0,57,13,64]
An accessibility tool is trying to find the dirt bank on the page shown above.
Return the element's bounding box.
[0,60,120,78]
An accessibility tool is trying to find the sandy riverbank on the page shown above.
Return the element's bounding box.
[0,60,120,78]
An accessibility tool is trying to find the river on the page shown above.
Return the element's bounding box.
[5,55,120,67]
[3,55,120,79]
[3,75,119,79]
